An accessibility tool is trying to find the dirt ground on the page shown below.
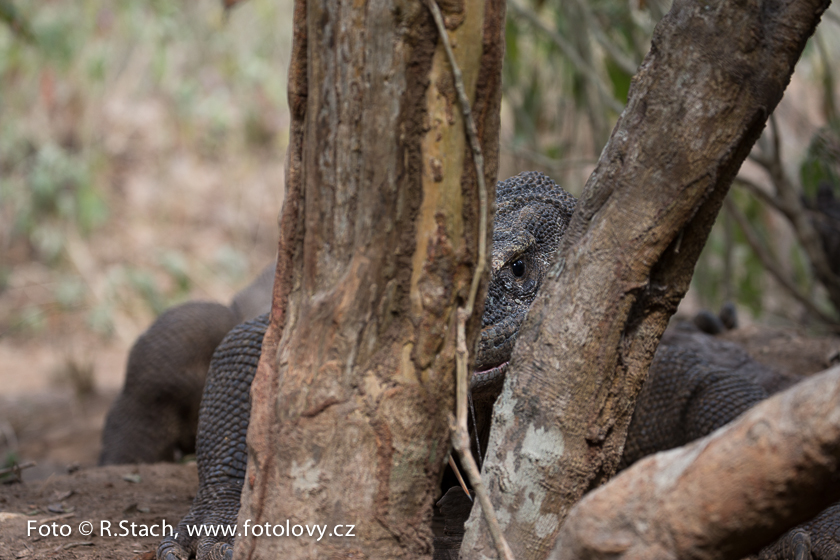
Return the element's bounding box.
[0,463,196,560]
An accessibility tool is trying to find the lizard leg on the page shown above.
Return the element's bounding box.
[759,504,840,560]
[157,314,268,560]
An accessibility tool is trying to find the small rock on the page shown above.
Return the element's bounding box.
[123,503,139,514]
[50,489,74,502]
[123,503,151,514]
[46,503,73,514]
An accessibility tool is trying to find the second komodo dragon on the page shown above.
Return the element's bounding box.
[147,172,837,559]
[99,264,275,464]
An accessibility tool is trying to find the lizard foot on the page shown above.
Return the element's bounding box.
[158,533,233,560]
[760,504,840,560]
[155,482,241,560]
[156,316,266,560]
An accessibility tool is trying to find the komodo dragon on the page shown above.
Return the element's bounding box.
[155,172,837,560]
[99,264,275,465]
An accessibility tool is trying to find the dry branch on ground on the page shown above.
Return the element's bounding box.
[552,365,840,560]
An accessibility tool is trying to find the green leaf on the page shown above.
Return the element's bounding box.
[605,58,632,105]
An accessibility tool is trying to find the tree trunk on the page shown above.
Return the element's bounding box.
[460,1,831,558]
[234,0,505,557]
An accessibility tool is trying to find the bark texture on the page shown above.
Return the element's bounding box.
[551,365,840,560]
[460,1,831,558]
[234,0,505,557]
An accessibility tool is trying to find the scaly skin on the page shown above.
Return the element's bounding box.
[158,314,269,560]
[100,302,239,465]
[159,172,839,560]
[100,264,274,465]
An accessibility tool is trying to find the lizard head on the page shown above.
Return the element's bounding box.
[472,171,576,394]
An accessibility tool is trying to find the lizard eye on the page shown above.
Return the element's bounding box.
[511,259,526,278]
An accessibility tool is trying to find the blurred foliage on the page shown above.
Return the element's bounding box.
[504,0,840,327]
[800,119,840,199]
[694,190,770,318]
[502,0,658,176]
[0,0,291,336]
[0,451,22,484]
[1,142,107,262]
[2,0,839,336]
[0,0,32,41]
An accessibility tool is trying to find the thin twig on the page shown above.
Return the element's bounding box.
[455,314,513,560]
[768,113,782,164]
[722,201,734,302]
[504,143,597,174]
[815,32,837,122]
[507,0,625,115]
[733,176,788,217]
[60,542,94,551]
[448,455,473,502]
[424,1,514,558]
[40,512,76,524]
[725,198,839,328]
[0,460,36,477]
[569,0,639,76]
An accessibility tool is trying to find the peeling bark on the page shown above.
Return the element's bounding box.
[551,365,840,560]
[460,1,831,558]
[234,0,504,557]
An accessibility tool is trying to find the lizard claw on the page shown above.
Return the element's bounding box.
[790,530,811,560]
[196,539,233,560]
[760,503,840,560]
[156,523,235,560]
[157,535,190,560]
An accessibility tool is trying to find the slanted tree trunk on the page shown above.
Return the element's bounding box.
[460,1,831,558]
[234,0,505,557]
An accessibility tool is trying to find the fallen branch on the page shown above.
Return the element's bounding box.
[551,365,840,560]
[0,460,36,479]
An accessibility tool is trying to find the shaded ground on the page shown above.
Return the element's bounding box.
[0,391,114,481]
[1,463,196,560]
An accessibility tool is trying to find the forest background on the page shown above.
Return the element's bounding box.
[1,0,839,478]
